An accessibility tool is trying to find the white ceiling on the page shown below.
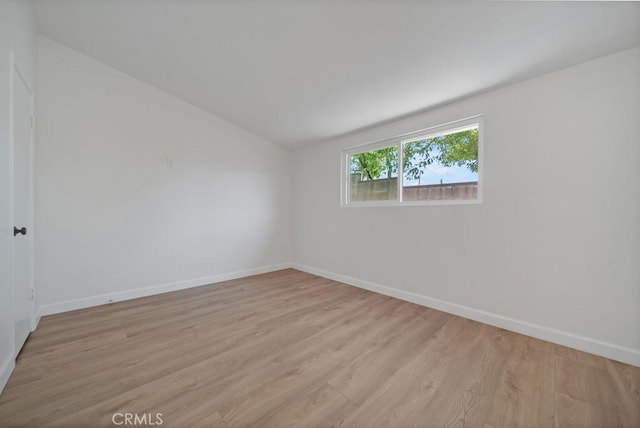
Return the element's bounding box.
[34,0,640,148]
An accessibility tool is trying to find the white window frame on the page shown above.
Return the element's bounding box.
[341,115,484,207]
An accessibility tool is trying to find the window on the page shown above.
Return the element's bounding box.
[343,116,483,206]
[349,146,398,202]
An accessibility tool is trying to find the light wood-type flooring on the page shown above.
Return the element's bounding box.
[0,269,638,427]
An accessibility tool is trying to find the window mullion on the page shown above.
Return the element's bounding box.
[397,142,403,203]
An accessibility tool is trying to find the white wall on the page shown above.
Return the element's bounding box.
[36,37,292,313]
[292,48,640,366]
[0,0,38,391]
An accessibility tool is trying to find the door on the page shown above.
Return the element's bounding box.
[11,59,34,356]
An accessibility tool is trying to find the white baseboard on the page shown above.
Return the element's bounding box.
[0,354,15,395]
[291,263,640,368]
[39,263,292,316]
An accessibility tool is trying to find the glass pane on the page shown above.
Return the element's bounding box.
[402,126,479,201]
[349,146,399,202]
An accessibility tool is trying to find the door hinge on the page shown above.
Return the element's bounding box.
[30,289,35,301]
[30,115,35,129]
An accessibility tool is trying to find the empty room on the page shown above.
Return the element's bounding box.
[1,0,639,427]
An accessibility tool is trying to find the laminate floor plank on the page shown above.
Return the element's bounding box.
[0,269,637,427]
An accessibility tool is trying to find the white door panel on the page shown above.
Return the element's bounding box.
[12,61,33,356]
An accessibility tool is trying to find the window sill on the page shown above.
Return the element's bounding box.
[342,198,483,208]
